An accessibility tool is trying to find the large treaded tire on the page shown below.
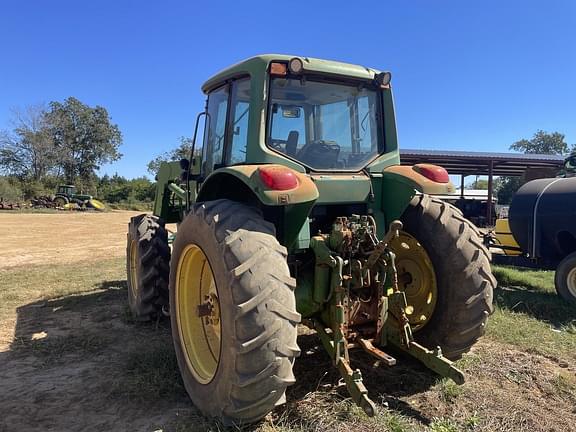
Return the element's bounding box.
[126,214,170,321]
[170,199,300,425]
[53,196,69,207]
[555,252,576,305]
[401,194,496,359]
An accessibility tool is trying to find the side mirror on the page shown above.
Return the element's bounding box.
[282,105,301,118]
[191,156,202,176]
[179,158,190,171]
[181,157,203,183]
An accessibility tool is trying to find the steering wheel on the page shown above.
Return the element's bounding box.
[269,139,287,151]
[296,140,341,158]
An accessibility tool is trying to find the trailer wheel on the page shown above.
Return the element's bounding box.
[555,252,576,305]
[126,214,170,320]
[395,194,496,359]
[170,199,300,425]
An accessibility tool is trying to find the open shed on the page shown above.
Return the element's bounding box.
[399,149,565,223]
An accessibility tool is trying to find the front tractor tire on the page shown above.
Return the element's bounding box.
[170,199,300,425]
[394,194,496,359]
[126,214,170,321]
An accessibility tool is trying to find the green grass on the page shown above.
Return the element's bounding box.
[428,418,459,432]
[436,378,463,403]
[489,264,576,360]
[487,308,576,359]
[492,265,556,293]
[0,258,125,320]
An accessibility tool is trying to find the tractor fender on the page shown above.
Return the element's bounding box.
[197,165,319,249]
[381,164,455,223]
[197,165,319,206]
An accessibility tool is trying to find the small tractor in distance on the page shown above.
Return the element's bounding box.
[53,185,105,210]
[126,55,495,424]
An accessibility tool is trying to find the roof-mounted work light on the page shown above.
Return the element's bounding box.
[288,57,304,74]
[374,71,392,87]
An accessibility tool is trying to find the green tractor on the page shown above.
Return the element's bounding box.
[126,55,495,424]
[53,185,105,210]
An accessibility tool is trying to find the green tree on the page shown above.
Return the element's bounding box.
[97,173,154,203]
[0,105,58,180]
[46,97,122,184]
[147,136,193,175]
[496,130,574,204]
[510,130,573,155]
[0,176,24,201]
[466,178,489,190]
[496,176,523,205]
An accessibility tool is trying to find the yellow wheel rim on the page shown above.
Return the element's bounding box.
[89,199,106,210]
[129,240,139,300]
[175,244,221,384]
[389,231,438,331]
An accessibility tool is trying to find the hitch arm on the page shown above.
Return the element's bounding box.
[387,333,465,385]
[314,323,377,417]
[385,290,465,385]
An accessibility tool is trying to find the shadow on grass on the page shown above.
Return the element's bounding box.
[9,282,128,360]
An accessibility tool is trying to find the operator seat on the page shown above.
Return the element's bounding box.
[286,131,299,156]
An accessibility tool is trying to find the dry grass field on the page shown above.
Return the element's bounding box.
[0,211,575,432]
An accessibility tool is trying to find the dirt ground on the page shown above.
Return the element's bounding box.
[0,211,575,432]
[0,211,142,269]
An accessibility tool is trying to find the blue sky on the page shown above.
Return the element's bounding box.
[1,0,575,179]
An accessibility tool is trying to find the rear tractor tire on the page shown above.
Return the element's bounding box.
[391,194,496,359]
[555,252,576,305]
[53,196,69,207]
[170,199,300,425]
[126,214,170,321]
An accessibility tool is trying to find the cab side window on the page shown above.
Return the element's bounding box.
[202,85,229,174]
[227,79,251,164]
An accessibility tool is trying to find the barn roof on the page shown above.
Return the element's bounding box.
[400,149,565,176]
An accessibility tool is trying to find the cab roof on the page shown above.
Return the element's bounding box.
[201,54,384,94]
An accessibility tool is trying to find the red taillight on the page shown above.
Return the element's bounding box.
[258,166,298,190]
[414,164,450,183]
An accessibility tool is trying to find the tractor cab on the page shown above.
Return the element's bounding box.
[197,55,396,179]
[158,55,453,243]
[56,185,76,196]
[53,184,95,205]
